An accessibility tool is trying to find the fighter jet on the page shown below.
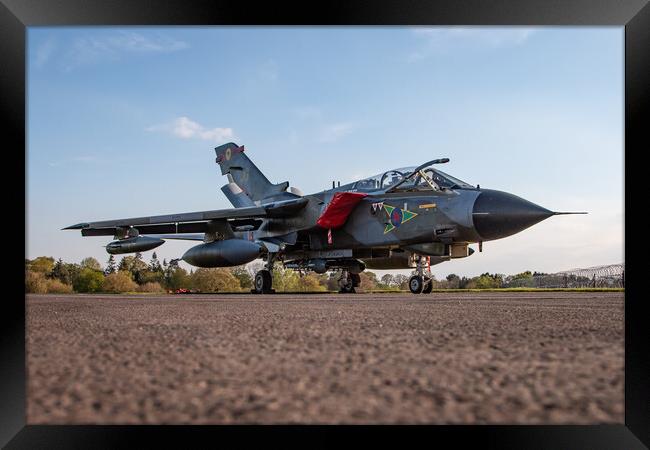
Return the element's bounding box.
[64,143,585,294]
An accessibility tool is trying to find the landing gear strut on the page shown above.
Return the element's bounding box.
[338,270,359,293]
[253,253,276,294]
[409,255,433,294]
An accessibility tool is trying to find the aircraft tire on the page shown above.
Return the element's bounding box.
[338,277,356,293]
[422,280,433,294]
[254,270,273,293]
[409,275,424,294]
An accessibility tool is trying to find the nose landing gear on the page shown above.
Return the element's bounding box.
[409,255,433,294]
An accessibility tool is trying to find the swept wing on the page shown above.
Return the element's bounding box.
[63,198,308,237]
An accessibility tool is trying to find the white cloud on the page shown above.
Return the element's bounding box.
[170,116,201,138]
[147,117,234,144]
[413,27,535,46]
[62,31,188,70]
[409,27,536,61]
[318,122,356,143]
[105,31,188,53]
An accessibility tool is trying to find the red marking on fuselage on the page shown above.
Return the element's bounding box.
[316,192,368,229]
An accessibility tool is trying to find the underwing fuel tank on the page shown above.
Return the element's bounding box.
[182,239,264,268]
[106,236,164,255]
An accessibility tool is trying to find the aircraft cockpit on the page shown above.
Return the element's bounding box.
[349,161,474,193]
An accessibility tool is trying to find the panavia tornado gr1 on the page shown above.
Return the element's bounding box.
[65,143,585,294]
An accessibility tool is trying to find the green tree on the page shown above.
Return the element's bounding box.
[296,273,326,292]
[118,256,130,273]
[230,265,253,290]
[271,266,302,291]
[132,252,146,283]
[190,268,241,292]
[139,269,164,284]
[165,261,190,291]
[314,273,331,290]
[149,252,162,273]
[103,271,138,293]
[45,279,73,294]
[469,273,503,289]
[105,255,117,275]
[446,273,461,289]
[51,260,80,286]
[29,256,55,274]
[394,274,409,290]
[359,271,378,291]
[73,268,105,293]
[26,271,48,293]
[380,274,395,288]
[51,258,66,280]
[506,270,534,287]
[512,271,533,280]
[81,257,102,271]
[118,255,148,283]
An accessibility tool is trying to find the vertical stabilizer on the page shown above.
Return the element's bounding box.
[215,143,289,202]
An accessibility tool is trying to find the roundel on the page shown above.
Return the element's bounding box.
[225,147,232,160]
[390,208,403,228]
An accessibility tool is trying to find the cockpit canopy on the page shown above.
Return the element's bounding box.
[345,164,475,193]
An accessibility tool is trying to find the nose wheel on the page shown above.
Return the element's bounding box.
[409,275,424,294]
[410,255,433,294]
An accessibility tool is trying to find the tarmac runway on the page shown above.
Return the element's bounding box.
[26,292,624,424]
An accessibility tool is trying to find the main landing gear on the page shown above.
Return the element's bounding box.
[409,255,433,294]
[254,270,273,293]
[253,253,276,294]
[338,270,360,293]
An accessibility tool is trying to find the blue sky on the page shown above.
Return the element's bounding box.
[27,27,623,277]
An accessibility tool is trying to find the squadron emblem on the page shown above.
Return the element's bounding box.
[383,204,418,234]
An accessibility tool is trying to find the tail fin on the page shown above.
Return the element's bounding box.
[215,143,289,202]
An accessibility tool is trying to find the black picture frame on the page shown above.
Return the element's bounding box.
[3,0,648,448]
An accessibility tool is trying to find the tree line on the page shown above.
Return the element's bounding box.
[26,254,385,294]
[25,254,542,294]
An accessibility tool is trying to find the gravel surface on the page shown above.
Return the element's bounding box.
[26,292,624,424]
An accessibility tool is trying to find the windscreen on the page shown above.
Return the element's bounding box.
[349,166,474,192]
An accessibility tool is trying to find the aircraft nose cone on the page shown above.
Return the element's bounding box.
[472,189,553,240]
